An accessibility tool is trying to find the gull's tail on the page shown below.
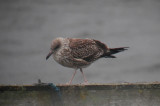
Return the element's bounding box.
[105,47,129,58]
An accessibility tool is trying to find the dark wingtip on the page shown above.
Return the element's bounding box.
[117,47,129,50]
[105,55,116,58]
[109,47,129,55]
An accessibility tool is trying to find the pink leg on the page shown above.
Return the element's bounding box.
[80,68,88,84]
[66,69,77,85]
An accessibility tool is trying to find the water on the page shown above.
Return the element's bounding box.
[0,0,160,85]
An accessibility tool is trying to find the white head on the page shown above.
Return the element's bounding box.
[46,37,63,60]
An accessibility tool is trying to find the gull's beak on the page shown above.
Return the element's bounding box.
[46,51,53,60]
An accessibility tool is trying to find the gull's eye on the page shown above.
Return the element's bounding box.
[54,44,60,50]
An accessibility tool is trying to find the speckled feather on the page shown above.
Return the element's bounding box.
[46,37,128,84]
[46,37,128,69]
[69,38,107,62]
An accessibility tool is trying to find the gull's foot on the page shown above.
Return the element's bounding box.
[81,81,89,85]
[65,82,71,85]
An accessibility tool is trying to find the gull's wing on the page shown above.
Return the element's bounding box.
[69,38,105,62]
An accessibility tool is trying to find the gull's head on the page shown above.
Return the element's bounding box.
[46,37,62,60]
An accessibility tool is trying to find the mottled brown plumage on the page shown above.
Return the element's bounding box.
[46,37,128,84]
[69,38,106,62]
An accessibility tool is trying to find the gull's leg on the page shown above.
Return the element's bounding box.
[66,69,77,85]
[80,68,88,85]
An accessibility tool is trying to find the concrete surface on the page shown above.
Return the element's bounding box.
[0,83,160,106]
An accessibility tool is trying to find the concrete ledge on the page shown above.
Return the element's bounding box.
[1,82,160,91]
[0,82,160,106]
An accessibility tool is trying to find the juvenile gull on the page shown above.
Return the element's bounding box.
[46,37,128,85]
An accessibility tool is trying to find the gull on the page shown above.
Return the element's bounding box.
[46,37,128,85]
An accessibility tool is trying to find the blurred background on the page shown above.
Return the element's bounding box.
[0,0,160,85]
